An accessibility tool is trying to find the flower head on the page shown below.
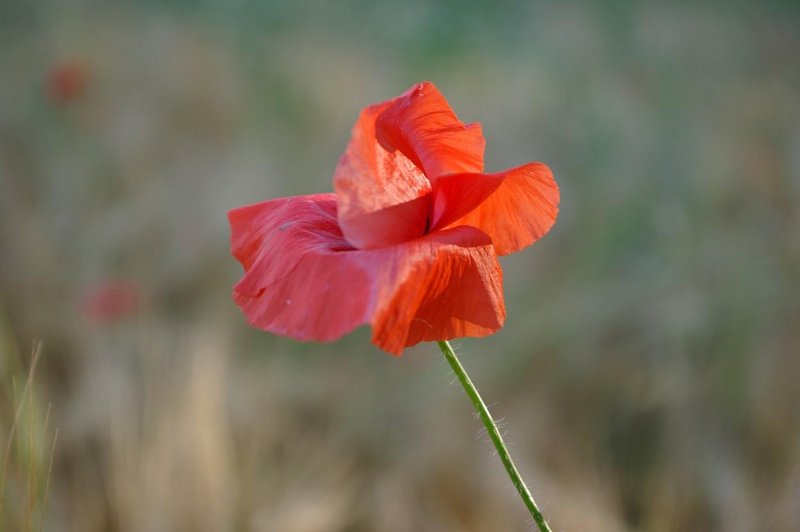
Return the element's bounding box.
[229,82,559,355]
[45,59,88,105]
[80,279,141,324]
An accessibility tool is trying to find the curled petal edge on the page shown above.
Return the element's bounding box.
[432,162,560,256]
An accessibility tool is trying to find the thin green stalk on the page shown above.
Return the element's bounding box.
[437,340,552,532]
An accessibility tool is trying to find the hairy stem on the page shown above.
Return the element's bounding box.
[437,340,552,532]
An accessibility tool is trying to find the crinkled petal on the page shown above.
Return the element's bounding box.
[334,102,431,249]
[369,226,505,354]
[375,81,485,179]
[333,82,486,250]
[230,194,373,341]
[229,195,505,355]
[431,162,560,256]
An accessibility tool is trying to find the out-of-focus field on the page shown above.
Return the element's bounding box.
[1,1,799,530]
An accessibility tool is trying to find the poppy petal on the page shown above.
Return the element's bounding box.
[431,162,559,256]
[375,81,486,179]
[229,196,505,355]
[334,101,431,249]
[230,194,374,341]
[370,226,505,354]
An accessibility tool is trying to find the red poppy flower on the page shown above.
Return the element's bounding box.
[45,59,88,105]
[80,279,141,324]
[229,82,559,355]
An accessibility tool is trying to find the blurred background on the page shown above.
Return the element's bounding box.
[1,0,799,530]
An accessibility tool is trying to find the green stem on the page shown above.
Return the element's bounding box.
[437,340,552,532]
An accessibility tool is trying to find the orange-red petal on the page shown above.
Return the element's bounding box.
[375,81,485,179]
[432,162,560,256]
[333,82,486,250]
[229,195,505,355]
[369,226,505,354]
[333,101,431,249]
[230,194,373,342]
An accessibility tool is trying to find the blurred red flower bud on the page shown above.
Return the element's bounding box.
[45,59,88,105]
[80,280,140,324]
